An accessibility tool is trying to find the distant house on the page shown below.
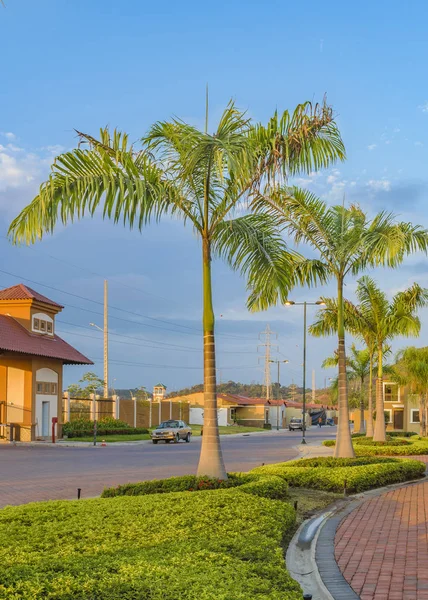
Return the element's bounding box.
[167,391,337,428]
[0,284,92,441]
[352,381,420,434]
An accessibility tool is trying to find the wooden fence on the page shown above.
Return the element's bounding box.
[62,395,189,429]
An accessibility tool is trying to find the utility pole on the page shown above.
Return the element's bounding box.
[104,280,109,399]
[258,325,278,401]
[312,369,316,402]
[269,359,289,430]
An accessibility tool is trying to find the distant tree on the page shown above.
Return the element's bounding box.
[68,372,105,398]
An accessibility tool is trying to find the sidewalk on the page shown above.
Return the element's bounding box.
[335,479,428,600]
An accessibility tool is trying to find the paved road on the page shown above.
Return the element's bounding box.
[0,426,336,507]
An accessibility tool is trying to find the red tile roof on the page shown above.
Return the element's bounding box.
[0,284,63,309]
[0,314,92,365]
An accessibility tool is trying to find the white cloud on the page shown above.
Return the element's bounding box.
[1,132,16,141]
[415,141,424,147]
[393,128,401,133]
[367,144,377,151]
[419,102,428,113]
[327,174,337,184]
[367,179,391,192]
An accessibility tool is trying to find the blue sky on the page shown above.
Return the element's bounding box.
[1,0,428,393]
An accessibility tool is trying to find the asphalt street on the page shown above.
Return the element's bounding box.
[0,426,337,507]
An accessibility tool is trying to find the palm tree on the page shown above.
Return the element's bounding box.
[312,277,428,441]
[322,344,371,433]
[254,195,428,457]
[310,296,379,436]
[392,346,428,437]
[8,100,345,478]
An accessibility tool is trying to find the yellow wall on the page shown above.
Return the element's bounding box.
[0,299,60,331]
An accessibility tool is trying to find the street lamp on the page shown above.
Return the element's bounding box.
[89,322,109,399]
[269,359,289,430]
[285,300,325,444]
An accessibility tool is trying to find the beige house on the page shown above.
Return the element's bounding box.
[352,381,420,434]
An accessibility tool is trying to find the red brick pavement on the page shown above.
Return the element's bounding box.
[335,480,428,600]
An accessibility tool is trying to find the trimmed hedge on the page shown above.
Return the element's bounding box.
[68,427,149,438]
[324,436,428,455]
[102,473,254,497]
[352,431,418,438]
[0,490,301,599]
[250,457,425,493]
[353,438,411,447]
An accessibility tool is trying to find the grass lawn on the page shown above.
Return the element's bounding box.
[66,424,265,442]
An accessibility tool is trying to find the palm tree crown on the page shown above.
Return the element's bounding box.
[9,100,346,477]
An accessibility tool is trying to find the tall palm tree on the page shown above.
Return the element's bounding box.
[313,300,390,437]
[392,346,428,437]
[8,100,345,478]
[254,195,428,457]
[312,277,428,441]
[322,344,371,433]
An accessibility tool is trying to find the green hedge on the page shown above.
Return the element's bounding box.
[0,490,301,600]
[352,431,417,438]
[68,427,149,438]
[324,436,428,455]
[250,458,425,493]
[353,437,411,447]
[102,473,256,497]
[62,417,135,436]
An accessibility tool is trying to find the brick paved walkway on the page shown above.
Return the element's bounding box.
[335,480,428,600]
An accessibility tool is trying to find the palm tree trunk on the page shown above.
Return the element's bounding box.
[366,353,374,437]
[358,374,365,434]
[420,393,427,437]
[334,275,355,458]
[197,238,227,479]
[373,344,386,441]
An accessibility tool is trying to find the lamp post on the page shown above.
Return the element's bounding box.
[269,359,289,430]
[285,300,325,444]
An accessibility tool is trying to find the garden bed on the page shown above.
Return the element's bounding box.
[0,489,302,600]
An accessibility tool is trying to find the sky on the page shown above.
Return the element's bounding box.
[1,0,428,393]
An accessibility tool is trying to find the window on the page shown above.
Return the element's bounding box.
[411,409,420,424]
[32,315,54,335]
[36,382,58,395]
[384,383,398,403]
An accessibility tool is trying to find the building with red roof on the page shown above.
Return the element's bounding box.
[0,284,92,441]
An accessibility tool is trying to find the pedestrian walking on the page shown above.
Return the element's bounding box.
[318,417,322,428]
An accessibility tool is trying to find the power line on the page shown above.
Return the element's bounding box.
[258,324,278,401]
[90,357,259,371]
[0,270,251,341]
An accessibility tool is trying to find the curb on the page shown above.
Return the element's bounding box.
[286,473,427,599]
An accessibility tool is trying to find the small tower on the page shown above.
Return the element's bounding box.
[153,383,167,401]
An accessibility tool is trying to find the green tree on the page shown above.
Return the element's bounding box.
[391,346,428,437]
[312,277,428,442]
[9,99,344,478]
[256,195,428,457]
[322,344,371,433]
[68,372,105,398]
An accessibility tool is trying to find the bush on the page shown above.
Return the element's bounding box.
[238,476,289,500]
[0,490,301,599]
[62,417,133,436]
[284,456,399,468]
[353,437,411,447]
[250,458,425,493]
[67,427,149,438]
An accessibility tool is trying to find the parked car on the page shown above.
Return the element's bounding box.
[289,417,305,431]
[151,420,192,444]
[326,418,335,426]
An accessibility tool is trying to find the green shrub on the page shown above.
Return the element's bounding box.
[239,476,289,500]
[0,490,301,599]
[353,437,411,447]
[251,458,425,493]
[102,472,257,498]
[62,417,133,436]
[67,427,149,438]
[284,456,399,468]
[323,439,335,447]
